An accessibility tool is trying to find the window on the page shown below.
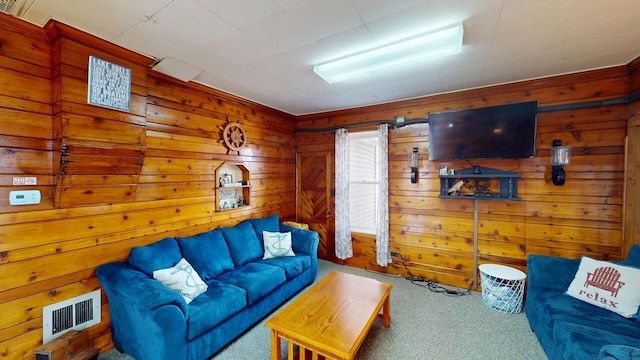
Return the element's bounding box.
[349,131,378,234]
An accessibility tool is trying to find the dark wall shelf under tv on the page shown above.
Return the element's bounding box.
[439,166,521,201]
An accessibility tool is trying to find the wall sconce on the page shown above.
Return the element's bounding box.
[410,147,419,183]
[551,139,571,186]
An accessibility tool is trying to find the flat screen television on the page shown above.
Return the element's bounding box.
[428,101,538,161]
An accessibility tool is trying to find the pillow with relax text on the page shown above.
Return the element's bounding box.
[153,258,208,304]
[566,256,640,318]
[263,231,295,259]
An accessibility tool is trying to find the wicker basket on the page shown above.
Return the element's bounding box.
[479,264,526,314]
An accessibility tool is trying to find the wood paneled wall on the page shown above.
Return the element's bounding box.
[297,67,631,289]
[0,10,638,360]
[0,15,296,359]
[625,56,640,256]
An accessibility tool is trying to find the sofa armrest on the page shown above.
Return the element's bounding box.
[97,262,189,360]
[280,224,319,258]
[527,254,580,292]
[97,262,189,315]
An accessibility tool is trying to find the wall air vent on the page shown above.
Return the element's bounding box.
[0,0,25,16]
[42,290,101,344]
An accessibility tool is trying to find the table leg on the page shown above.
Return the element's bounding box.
[270,329,282,360]
[382,294,391,327]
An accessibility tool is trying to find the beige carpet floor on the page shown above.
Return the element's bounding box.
[99,259,547,360]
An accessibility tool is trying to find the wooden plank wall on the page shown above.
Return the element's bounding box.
[297,67,631,289]
[0,15,296,359]
[625,56,640,256]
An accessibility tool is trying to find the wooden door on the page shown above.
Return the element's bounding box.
[297,151,334,260]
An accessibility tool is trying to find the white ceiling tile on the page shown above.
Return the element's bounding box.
[306,26,374,64]
[196,0,282,29]
[487,32,550,61]
[22,0,640,114]
[439,64,484,85]
[342,80,408,105]
[241,12,313,56]
[482,53,536,82]
[217,65,272,89]
[494,2,569,41]
[246,79,292,96]
[277,68,330,91]
[563,0,639,25]
[501,0,549,14]
[428,0,504,24]
[245,56,301,81]
[351,0,427,23]
[182,45,240,75]
[117,20,198,58]
[581,48,640,70]
[285,0,363,41]
[364,3,443,44]
[589,30,640,59]
[23,0,173,37]
[152,0,236,46]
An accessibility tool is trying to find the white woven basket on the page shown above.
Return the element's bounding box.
[479,264,526,314]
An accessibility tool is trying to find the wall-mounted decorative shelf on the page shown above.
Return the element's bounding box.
[439,166,521,201]
[215,162,251,211]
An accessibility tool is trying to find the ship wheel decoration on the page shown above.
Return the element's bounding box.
[219,119,247,154]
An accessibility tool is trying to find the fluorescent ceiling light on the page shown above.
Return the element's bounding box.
[314,24,464,84]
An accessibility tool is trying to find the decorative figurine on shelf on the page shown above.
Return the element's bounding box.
[237,195,244,207]
[447,180,464,196]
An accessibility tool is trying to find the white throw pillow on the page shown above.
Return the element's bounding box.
[566,256,640,318]
[263,231,295,259]
[153,258,208,304]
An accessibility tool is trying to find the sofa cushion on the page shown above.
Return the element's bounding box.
[259,255,310,279]
[220,222,264,267]
[176,230,235,281]
[186,279,247,340]
[599,345,640,360]
[553,321,640,360]
[153,258,208,304]
[216,262,286,305]
[244,214,280,241]
[263,231,295,259]
[529,289,640,339]
[129,237,182,277]
[567,256,640,318]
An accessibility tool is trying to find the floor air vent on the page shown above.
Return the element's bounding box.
[42,290,101,344]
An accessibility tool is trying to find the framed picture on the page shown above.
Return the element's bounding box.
[219,189,237,200]
[220,174,233,187]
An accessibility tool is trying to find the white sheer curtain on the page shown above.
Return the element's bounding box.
[335,128,353,260]
[376,124,391,266]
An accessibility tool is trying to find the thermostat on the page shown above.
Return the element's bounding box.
[9,190,41,205]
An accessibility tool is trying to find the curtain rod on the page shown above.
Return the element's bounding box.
[295,92,639,133]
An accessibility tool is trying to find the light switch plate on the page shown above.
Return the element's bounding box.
[9,190,41,205]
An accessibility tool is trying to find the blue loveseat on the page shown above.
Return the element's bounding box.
[526,245,640,360]
[96,215,319,360]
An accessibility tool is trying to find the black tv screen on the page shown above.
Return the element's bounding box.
[428,101,538,161]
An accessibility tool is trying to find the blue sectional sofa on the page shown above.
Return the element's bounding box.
[96,215,319,360]
[526,245,640,360]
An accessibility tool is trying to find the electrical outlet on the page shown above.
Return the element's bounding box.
[390,251,399,257]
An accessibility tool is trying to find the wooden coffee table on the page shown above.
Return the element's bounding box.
[265,271,392,360]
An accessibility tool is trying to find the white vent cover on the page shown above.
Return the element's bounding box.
[42,290,101,344]
[0,0,25,16]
